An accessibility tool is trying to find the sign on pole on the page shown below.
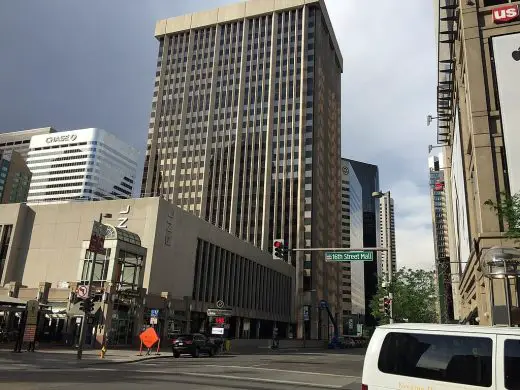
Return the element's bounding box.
[76,285,90,300]
[88,221,106,254]
[207,308,232,317]
[325,251,373,262]
[150,309,159,318]
[139,327,159,348]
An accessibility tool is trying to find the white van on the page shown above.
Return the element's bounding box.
[362,323,520,390]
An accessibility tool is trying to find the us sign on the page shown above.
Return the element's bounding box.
[492,4,519,24]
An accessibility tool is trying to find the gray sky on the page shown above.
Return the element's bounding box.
[0,0,438,270]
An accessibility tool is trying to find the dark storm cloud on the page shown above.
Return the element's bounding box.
[0,0,235,185]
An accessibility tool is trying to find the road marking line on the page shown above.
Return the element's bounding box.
[176,371,345,388]
[199,364,361,379]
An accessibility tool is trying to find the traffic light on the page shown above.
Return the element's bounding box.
[383,297,392,316]
[273,239,284,260]
[79,299,94,314]
[378,297,385,313]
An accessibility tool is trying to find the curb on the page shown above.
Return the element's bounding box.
[87,353,171,365]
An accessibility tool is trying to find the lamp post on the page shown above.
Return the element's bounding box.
[77,213,112,360]
[373,191,394,324]
[480,246,520,327]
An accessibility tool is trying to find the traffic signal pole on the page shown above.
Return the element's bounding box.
[77,213,103,360]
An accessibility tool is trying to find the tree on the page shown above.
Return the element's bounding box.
[484,192,520,239]
[369,267,438,324]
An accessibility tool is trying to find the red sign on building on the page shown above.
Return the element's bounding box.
[492,4,519,24]
[434,181,445,191]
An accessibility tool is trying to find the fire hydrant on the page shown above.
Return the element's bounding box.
[100,344,107,359]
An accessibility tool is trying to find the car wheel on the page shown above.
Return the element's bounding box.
[209,348,216,357]
[173,351,180,358]
[192,348,200,358]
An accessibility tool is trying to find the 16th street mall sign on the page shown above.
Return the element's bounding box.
[325,251,373,262]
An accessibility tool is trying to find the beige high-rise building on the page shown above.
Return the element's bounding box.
[434,0,520,325]
[378,195,396,280]
[0,127,55,160]
[142,0,342,338]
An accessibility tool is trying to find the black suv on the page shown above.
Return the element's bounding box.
[171,333,217,358]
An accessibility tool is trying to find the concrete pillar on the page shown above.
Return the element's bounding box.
[183,296,192,334]
[38,282,51,303]
[132,288,147,347]
[235,317,241,339]
[95,283,116,347]
[8,281,21,297]
[160,291,171,342]
[256,320,261,339]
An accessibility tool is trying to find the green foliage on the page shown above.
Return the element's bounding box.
[369,267,438,324]
[484,192,520,239]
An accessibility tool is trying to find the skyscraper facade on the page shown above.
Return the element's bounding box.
[143,0,342,338]
[340,159,365,323]
[27,128,138,203]
[0,150,32,204]
[428,153,454,323]
[0,127,55,160]
[378,195,396,280]
[347,159,379,325]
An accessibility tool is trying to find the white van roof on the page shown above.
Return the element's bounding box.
[378,323,520,336]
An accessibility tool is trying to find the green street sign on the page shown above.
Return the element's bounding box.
[325,251,373,262]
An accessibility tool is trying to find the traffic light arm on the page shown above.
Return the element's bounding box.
[289,247,389,252]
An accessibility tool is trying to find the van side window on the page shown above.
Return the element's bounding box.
[378,332,492,387]
[504,339,520,389]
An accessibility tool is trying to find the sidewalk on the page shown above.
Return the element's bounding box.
[0,346,169,367]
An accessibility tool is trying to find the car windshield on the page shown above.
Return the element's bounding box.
[174,335,193,340]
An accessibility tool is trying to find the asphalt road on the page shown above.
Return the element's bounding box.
[0,350,364,389]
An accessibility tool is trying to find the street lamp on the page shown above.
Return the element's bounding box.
[373,191,394,324]
[77,212,112,360]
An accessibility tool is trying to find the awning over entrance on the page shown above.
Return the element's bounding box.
[0,296,27,305]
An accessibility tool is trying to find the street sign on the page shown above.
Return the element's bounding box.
[76,285,89,300]
[207,308,232,317]
[150,309,159,318]
[212,327,224,335]
[150,317,158,325]
[324,251,373,262]
[216,300,225,308]
[319,300,328,309]
[139,327,159,348]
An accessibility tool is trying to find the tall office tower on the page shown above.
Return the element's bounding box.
[0,127,55,160]
[340,159,365,334]
[143,0,343,338]
[347,159,379,325]
[378,195,396,280]
[428,153,454,323]
[0,150,32,203]
[27,128,138,203]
